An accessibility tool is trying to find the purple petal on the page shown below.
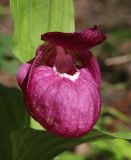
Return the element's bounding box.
[41,25,106,51]
[54,46,76,74]
[35,44,56,67]
[17,47,101,137]
[26,66,101,137]
[16,63,31,88]
[73,50,101,87]
[16,44,56,89]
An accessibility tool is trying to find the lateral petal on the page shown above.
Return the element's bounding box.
[73,50,101,87]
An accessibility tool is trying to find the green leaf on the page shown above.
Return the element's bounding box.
[56,151,85,160]
[11,127,131,160]
[10,0,75,62]
[0,85,26,160]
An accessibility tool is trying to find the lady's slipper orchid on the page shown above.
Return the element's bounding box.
[17,25,105,138]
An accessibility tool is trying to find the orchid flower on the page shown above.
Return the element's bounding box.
[17,25,106,137]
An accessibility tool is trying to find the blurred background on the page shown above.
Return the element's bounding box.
[0,0,131,160]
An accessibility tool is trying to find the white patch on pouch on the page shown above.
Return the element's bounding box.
[53,66,80,81]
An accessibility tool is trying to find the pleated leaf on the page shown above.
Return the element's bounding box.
[10,0,75,62]
[11,128,131,160]
[0,85,26,160]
